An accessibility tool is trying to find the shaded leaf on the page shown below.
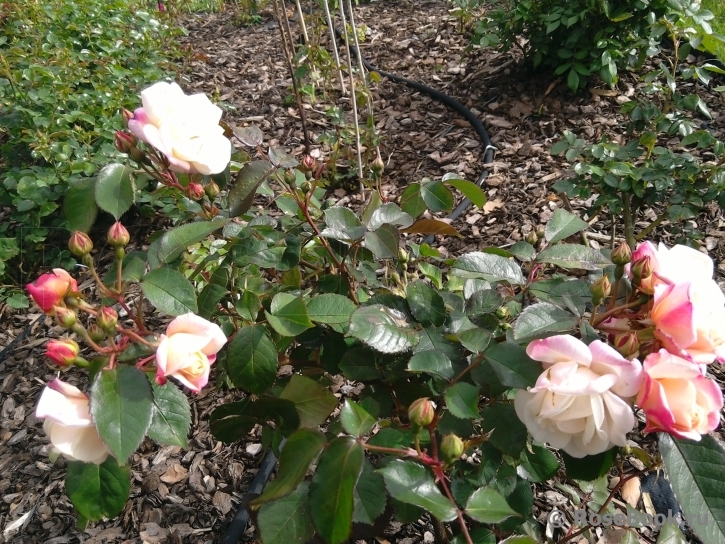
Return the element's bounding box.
[229,160,274,217]
[401,219,462,237]
[66,458,130,522]
[95,163,134,219]
[258,482,316,544]
[280,375,338,428]
[226,325,278,395]
[465,486,519,524]
[340,399,376,437]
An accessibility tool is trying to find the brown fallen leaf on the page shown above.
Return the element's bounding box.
[621,476,641,508]
[483,198,504,214]
[160,464,188,484]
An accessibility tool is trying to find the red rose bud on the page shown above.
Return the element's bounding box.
[611,242,632,266]
[68,231,93,257]
[614,332,640,358]
[46,338,80,366]
[26,269,79,314]
[408,398,435,429]
[590,276,612,306]
[107,222,130,247]
[204,181,220,199]
[55,306,77,329]
[302,155,316,172]
[122,109,134,127]
[114,130,137,154]
[97,306,118,332]
[87,323,106,343]
[186,182,205,201]
[441,433,465,463]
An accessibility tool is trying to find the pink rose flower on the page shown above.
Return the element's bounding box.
[515,335,643,458]
[46,338,80,366]
[26,268,78,314]
[35,379,109,464]
[651,281,725,364]
[127,81,231,175]
[637,349,723,440]
[155,313,227,392]
[629,242,713,294]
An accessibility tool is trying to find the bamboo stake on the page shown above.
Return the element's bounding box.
[337,2,363,181]
[321,0,347,95]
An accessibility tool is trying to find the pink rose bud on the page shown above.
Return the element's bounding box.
[630,256,654,294]
[87,323,106,342]
[611,242,632,266]
[408,398,435,429]
[107,221,130,247]
[122,109,134,127]
[26,269,79,314]
[55,306,77,329]
[637,349,723,440]
[204,181,220,199]
[68,231,93,257]
[97,306,118,332]
[441,433,465,463]
[158,2,166,13]
[114,130,137,154]
[302,155,316,172]
[35,379,109,463]
[186,182,205,201]
[46,339,80,366]
[155,313,227,392]
[613,332,640,358]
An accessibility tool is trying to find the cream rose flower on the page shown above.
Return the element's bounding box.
[35,379,109,464]
[155,313,227,392]
[514,335,643,458]
[629,241,713,294]
[127,81,231,175]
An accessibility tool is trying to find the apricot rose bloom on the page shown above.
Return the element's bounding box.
[155,313,227,392]
[629,241,713,294]
[637,349,723,440]
[127,81,231,175]
[35,379,109,464]
[26,268,78,314]
[515,335,643,458]
[650,281,725,364]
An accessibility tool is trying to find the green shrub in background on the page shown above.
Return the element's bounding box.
[473,0,717,91]
[0,0,181,304]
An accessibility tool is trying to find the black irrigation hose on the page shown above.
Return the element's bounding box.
[220,439,284,544]
[335,29,497,244]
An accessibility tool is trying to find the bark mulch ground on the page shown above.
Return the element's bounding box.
[2,1,725,543]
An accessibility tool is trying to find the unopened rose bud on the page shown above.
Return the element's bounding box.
[55,306,77,329]
[525,231,538,245]
[107,222,130,247]
[205,181,220,199]
[611,242,632,266]
[494,306,509,320]
[631,256,653,293]
[300,181,311,194]
[186,182,205,201]
[121,109,134,127]
[129,147,150,165]
[302,155,316,172]
[590,276,612,306]
[408,398,435,429]
[68,231,93,257]
[114,131,137,154]
[535,225,545,239]
[283,170,296,186]
[97,306,118,332]
[371,156,385,175]
[441,433,465,463]
[398,248,409,263]
[613,332,640,358]
[87,324,106,343]
[46,338,80,366]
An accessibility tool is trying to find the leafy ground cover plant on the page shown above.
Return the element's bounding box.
[472,0,716,91]
[25,80,725,544]
[0,0,180,302]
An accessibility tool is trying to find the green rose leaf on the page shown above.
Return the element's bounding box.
[544,208,589,244]
[536,244,611,270]
[349,304,419,354]
[353,459,387,525]
[90,365,153,463]
[66,457,131,522]
[151,218,230,264]
[258,482,316,544]
[452,252,525,285]
[306,293,356,324]
[483,342,543,389]
[560,448,617,481]
[368,202,414,230]
[364,223,400,259]
[513,302,579,342]
[340,399,376,437]
[400,183,427,218]
[659,433,725,544]
[64,178,98,233]
[280,375,338,428]
[421,179,455,212]
[265,292,314,337]
[147,379,191,448]
[465,486,519,524]
[406,280,447,327]
[445,382,480,419]
[519,444,559,483]
[226,324,278,395]
[95,163,134,219]
[309,437,364,544]
[378,459,458,522]
[197,283,228,320]
[408,350,454,380]
[443,176,487,209]
[140,268,198,316]
[480,404,528,457]
[228,160,274,217]
[253,428,326,506]
[322,207,366,241]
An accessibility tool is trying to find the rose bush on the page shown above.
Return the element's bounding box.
[155,313,227,392]
[515,336,643,457]
[637,349,723,439]
[126,81,231,175]
[35,379,109,464]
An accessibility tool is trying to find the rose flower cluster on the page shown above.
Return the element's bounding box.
[516,242,724,458]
